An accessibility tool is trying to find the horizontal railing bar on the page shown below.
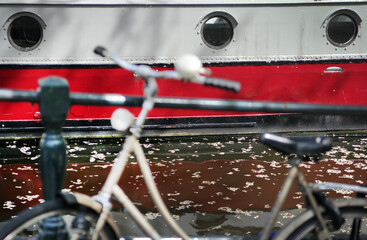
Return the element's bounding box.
[0,89,38,102]
[1,88,367,115]
[70,93,144,106]
[153,97,367,115]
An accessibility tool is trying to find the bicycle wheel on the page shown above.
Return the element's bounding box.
[0,197,119,240]
[274,198,367,240]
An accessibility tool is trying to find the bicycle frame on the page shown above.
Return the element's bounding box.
[89,75,190,240]
[92,135,159,240]
[93,112,367,240]
[312,181,367,194]
[259,157,344,240]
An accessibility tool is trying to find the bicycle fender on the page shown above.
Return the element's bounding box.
[57,191,79,205]
[273,198,367,240]
[313,191,345,230]
[57,191,121,237]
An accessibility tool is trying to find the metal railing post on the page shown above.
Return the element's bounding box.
[38,76,70,239]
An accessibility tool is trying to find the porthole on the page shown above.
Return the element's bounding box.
[7,12,45,51]
[201,12,237,49]
[325,10,361,47]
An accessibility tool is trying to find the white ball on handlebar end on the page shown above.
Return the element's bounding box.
[175,54,203,79]
[111,108,134,131]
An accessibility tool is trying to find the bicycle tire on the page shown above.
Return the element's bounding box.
[274,198,367,240]
[0,197,119,240]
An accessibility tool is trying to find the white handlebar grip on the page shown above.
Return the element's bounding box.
[174,54,203,79]
[111,108,134,131]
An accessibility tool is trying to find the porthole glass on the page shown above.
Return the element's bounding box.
[201,16,233,49]
[8,15,43,51]
[326,14,357,47]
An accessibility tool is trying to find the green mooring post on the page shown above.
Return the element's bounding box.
[38,76,70,239]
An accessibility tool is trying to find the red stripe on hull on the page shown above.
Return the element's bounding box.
[0,62,366,121]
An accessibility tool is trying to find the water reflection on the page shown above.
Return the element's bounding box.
[0,132,367,236]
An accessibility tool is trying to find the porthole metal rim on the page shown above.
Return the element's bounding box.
[324,9,361,48]
[200,11,237,50]
[6,11,46,52]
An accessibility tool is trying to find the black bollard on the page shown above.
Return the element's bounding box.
[38,76,70,239]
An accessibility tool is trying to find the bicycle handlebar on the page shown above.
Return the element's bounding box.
[202,76,241,93]
[94,46,241,93]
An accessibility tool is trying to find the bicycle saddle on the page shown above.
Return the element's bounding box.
[259,133,332,156]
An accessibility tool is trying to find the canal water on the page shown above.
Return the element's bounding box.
[0,131,367,236]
